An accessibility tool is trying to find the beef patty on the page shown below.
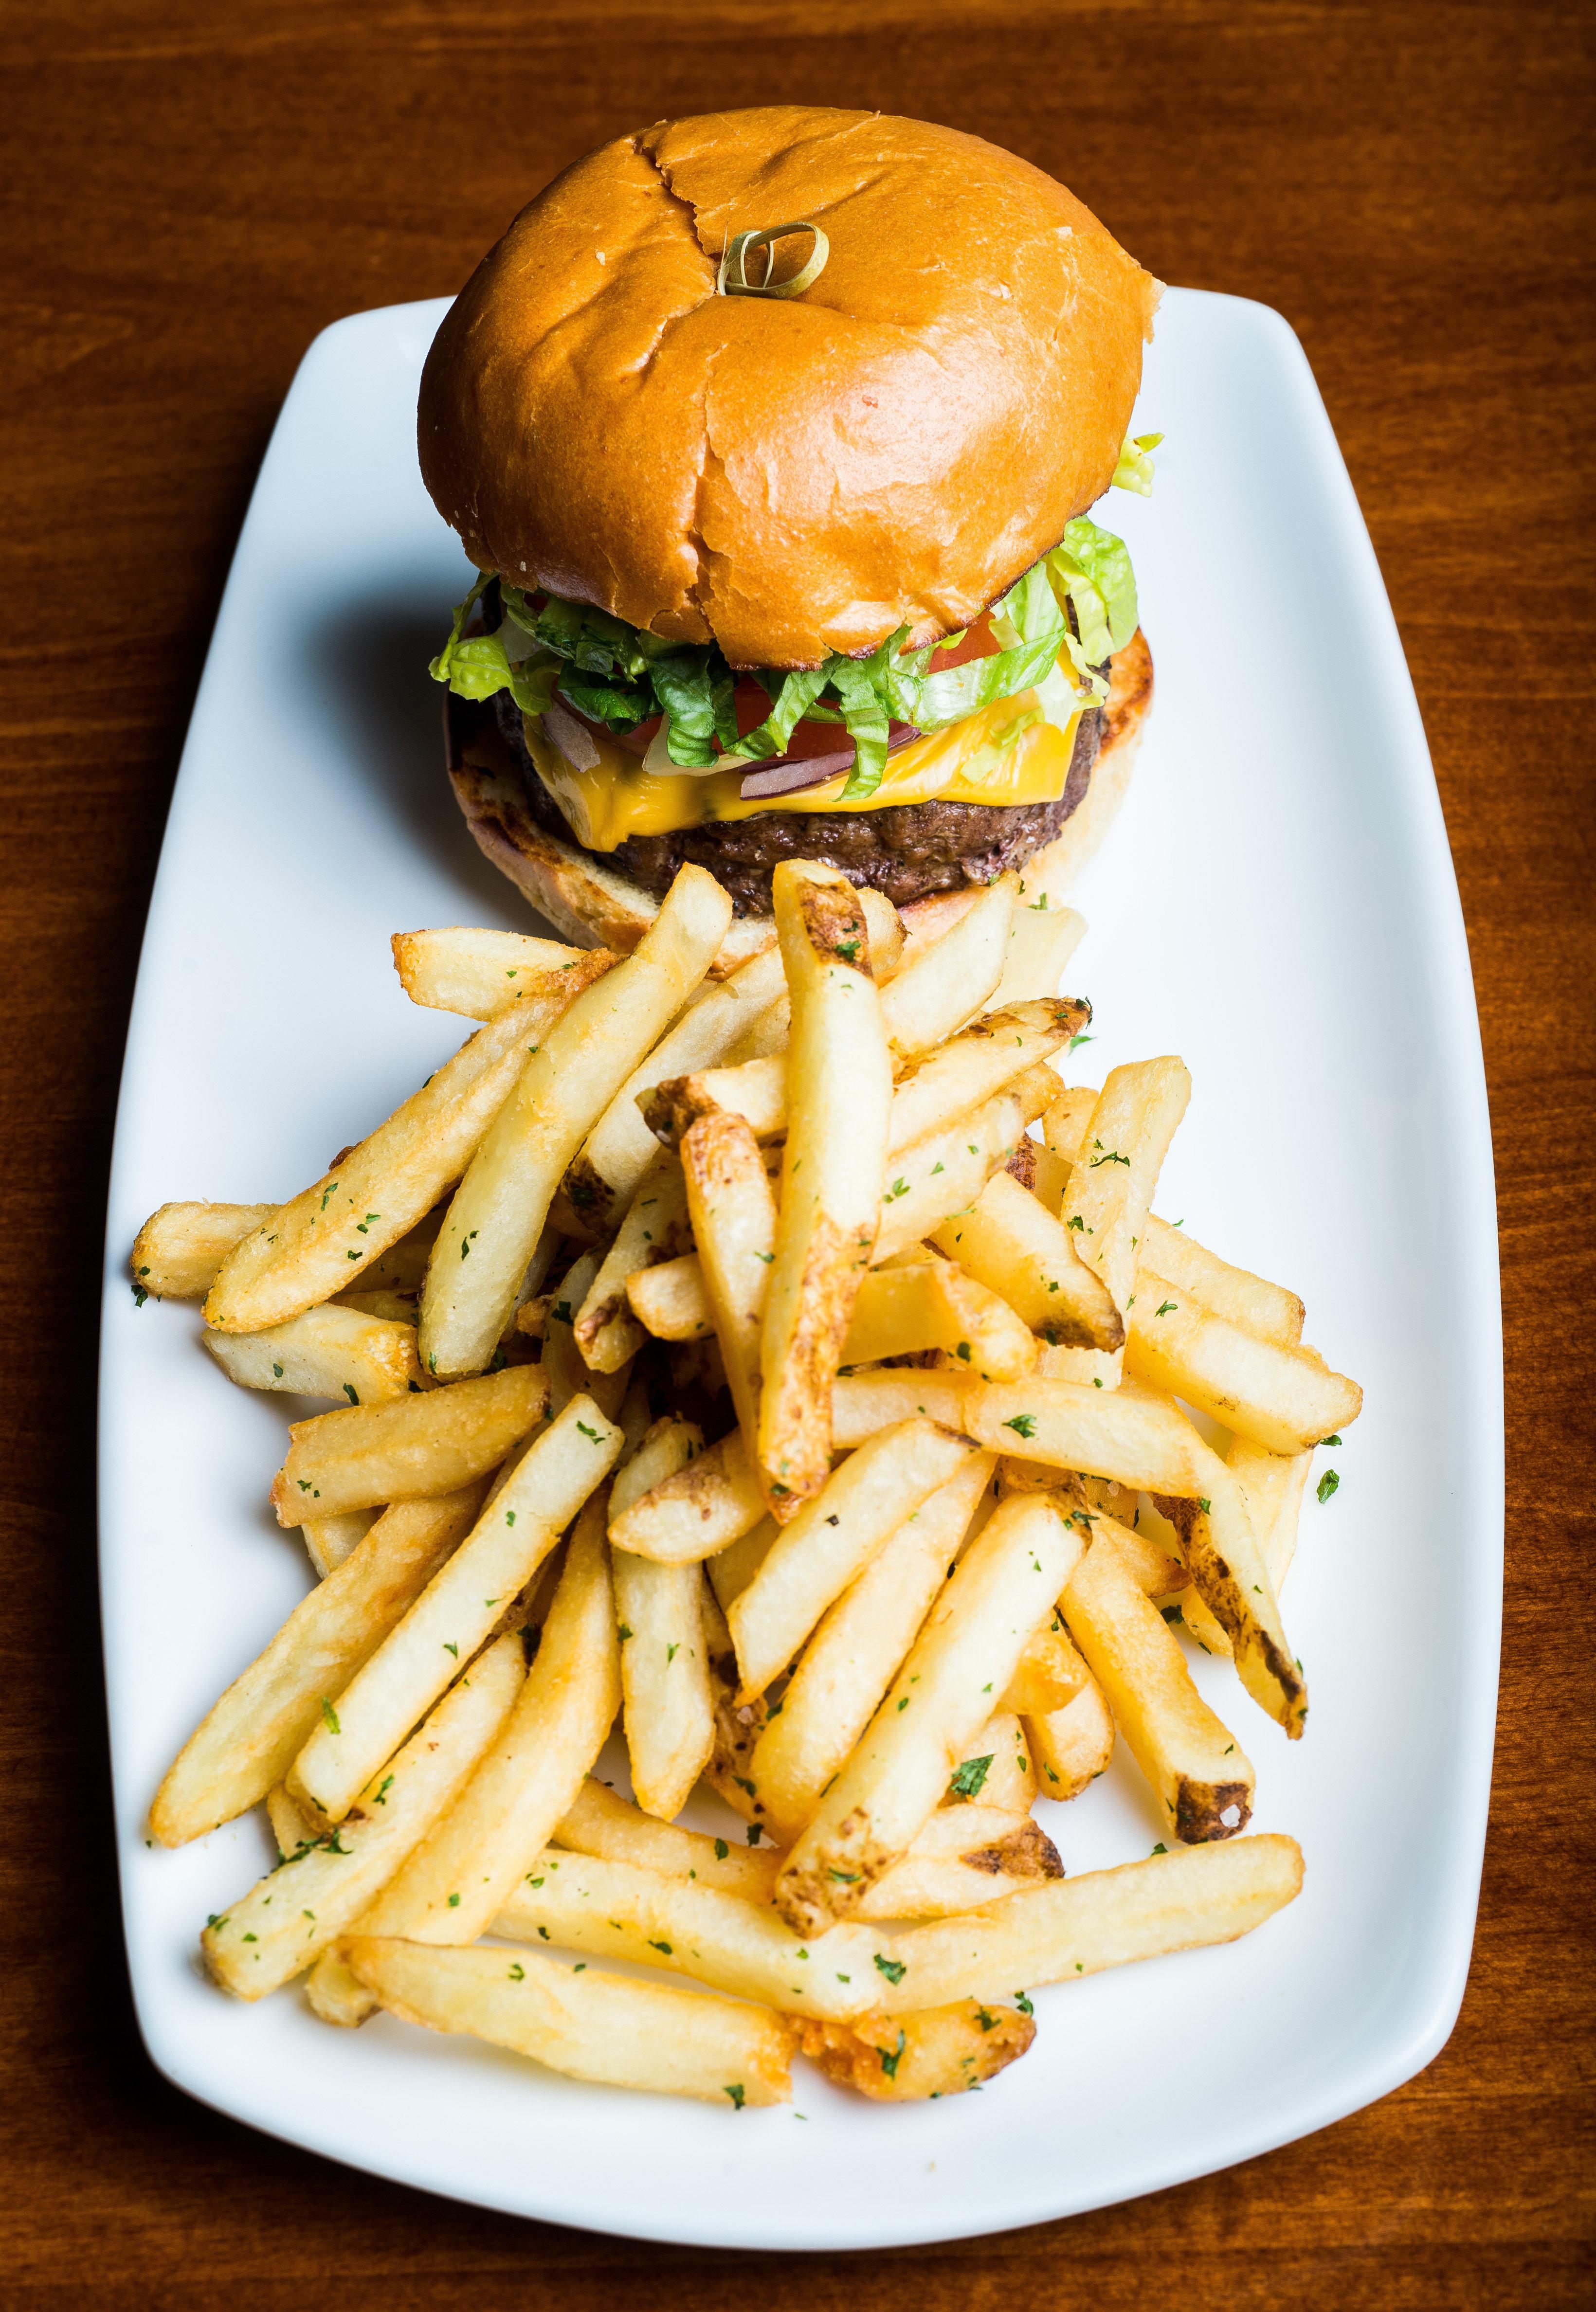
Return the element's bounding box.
[493,694,1102,915]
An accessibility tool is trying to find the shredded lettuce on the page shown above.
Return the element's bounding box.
[1046,516,1139,680]
[1112,431,1162,496]
[430,513,1139,794]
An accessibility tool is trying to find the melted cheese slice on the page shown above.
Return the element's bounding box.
[524,687,1082,852]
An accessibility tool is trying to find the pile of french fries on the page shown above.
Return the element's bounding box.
[136,857,1359,2111]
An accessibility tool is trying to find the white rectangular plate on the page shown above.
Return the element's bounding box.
[99,288,1503,2249]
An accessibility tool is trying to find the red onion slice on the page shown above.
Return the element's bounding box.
[739,722,923,802]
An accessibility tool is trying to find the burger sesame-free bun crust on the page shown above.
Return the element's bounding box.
[445,630,1152,977]
[420,108,1160,669]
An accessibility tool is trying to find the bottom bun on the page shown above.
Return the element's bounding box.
[446,629,1152,975]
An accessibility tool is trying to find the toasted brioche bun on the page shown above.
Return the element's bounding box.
[446,629,1152,976]
[420,108,1161,669]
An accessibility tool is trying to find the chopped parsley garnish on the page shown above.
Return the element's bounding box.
[947,1754,993,1800]
[1317,1469,1340,1503]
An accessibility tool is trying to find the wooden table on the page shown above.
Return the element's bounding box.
[4,4,1591,2302]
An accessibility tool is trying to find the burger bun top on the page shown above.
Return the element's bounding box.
[420,107,1160,669]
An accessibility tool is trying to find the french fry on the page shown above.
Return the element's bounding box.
[704,1516,780,1615]
[932,1169,1123,1351]
[1069,1501,1188,1598]
[538,1253,631,1420]
[553,1776,781,1902]
[857,887,908,979]
[536,1253,593,1411]
[866,1835,1306,2011]
[946,1709,1040,1813]
[1040,1085,1097,1162]
[149,1485,485,1846]
[202,1632,525,1999]
[573,1149,691,1372]
[1140,1493,1235,1661]
[798,1999,1035,2099]
[203,1304,424,1405]
[606,1424,768,1563]
[269,1364,547,1526]
[649,997,1086,1159]
[357,1492,620,1941]
[1026,1674,1117,1801]
[421,864,732,1377]
[305,1946,379,2028]
[724,993,790,1064]
[1002,1603,1092,1718]
[1140,1218,1305,1346]
[607,1418,716,1817]
[850,1261,1036,1382]
[964,1377,1307,1734]
[1034,1344,1122,1388]
[1063,1523,1254,1842]
[641,1052,785,1147]
[287,1395,623,1821]
[728,1421,980,1703]
[613,1550,714,1820]
[563,943,788,1233]
[625,1251,713,1342]
[872,1067,1058,1264]
[888,999,1088,1154]
[391,927,584,1017]
[496,1848,884,2023]
[266,1781,316,1860]
[1044,1096,1305,1348]
[1125,1274,1362,1454]
[337,1289,420,1325]
[992,891,1088,1008]
[1061,1059,1191,1320]
[608,1413,704,1524]
[300,1508,379,1579]
[131,1202,273,1300]
[699,1584,774,1828]
[831,1369,978,1446]
[776,1495,1083,1934]
[881,876,1015,1059]
[204,957,614,1336]
[756,863,893,1510]
[680,1108,778,1466]
[856,1807,1063,1921]
[747,1453,994,1839]
[335,1209,444,1297]
[1230,1437,1315,1591]
[345,1934,795,2106]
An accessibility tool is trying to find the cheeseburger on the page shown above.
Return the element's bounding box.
[422,106,1160,966]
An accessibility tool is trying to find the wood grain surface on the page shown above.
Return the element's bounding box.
[2,4,1592,2304]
